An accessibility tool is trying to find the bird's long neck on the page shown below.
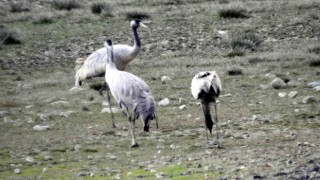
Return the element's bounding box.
[106,47,117,70]
[132,27,141,49]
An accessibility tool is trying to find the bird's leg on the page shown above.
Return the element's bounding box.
[155,116,159,130]
[128,115,138,148]
[214,102,220,148]
[201,104,210,145]
[106,90,116,128]
[100,82,116,128]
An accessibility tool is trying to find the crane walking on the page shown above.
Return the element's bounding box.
[104,39,157,148]
[74,19,148,128]
[191,71,222,147]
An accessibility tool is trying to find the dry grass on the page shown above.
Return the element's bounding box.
[51,0,82,11]
[0,26,21,46]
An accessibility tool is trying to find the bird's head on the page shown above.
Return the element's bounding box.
[131,19,148,29]
[105,39,112,47]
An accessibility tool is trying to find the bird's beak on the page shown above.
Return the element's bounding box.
[140,22,148,29]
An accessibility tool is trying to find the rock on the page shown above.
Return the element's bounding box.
[43,156,52,161]
[270,78,286,89]
[50,100,69,106]
[278,92,287,97]
[313,86,320,91]
[288,91,298,98]
[155,172,166,178]
[101,107,123,113]
[158,98,170,106]
[180,170,191,176]
[14,168,21,174]
[252,115,258,121]
[38,113,49,121]
[302,96,317,104]
[308,81,320,87]
[74,144,82,151]
[42,167,48,173]
[179,105,186,110]
[108,155,117,160]
[60,111,75,118]
[161,76,172,83]
[33,125,50,131]
[26,156,35,163]
[77,172,90,177]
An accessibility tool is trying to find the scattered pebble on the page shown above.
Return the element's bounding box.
[161,76,172,84]
[313,86,320,91]
[158,98,170,106]
[25,156,35,163]
[270,78,286,89]
[14,168,21,174]
[42,167,48,173]
[288,91,298,98]
[101,107,123,113]
[278,92,287,97]
[179,105,186,110]
[307,81,320,88]
[302,96,317,104]
[33,125,50,131]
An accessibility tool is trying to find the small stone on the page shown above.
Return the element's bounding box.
[74,144,82,151]
[288,91,298,98]
[43,156,52,161]
[308,81,320,87]
[161,76,172,83]
[314,86,320,91]
[14,168,21,174]
[158,98,170,106]
[252,115,258,121]
[179,105,186,110]
[26,156,35,163]
[109,155,117,160]
[33,125,50,131]
[278,92,287,97]
[270,78,286,89]
[302,96,317,104]
[42,167,48,173]
[69,86,83,92]
[77,172,90,177]
[38,113,49,121]
[180,170,191,176]
[50,100,69,106]
[101,107,123,113]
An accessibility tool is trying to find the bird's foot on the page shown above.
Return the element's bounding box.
[130,143,139,148]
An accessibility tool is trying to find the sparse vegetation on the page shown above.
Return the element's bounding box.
[32,14,54,24]
[230,31,262,51]
[218,3,248,18]
[227,67,243,76]
[309,59,320,67]
[125,11,151,20]
[308,45,320,54]
[0,26,21,46]
[51,0,81,11]
[226,48,245,57]
[9,1,30,13]
[91,2,112,16]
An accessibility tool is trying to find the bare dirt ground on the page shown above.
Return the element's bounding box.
[0,0,320,179]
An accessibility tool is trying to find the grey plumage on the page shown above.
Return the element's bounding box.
[104,39,157,147]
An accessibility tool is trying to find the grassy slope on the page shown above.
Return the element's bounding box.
[0,0,319,179]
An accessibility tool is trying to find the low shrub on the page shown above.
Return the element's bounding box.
[52,0,81,11]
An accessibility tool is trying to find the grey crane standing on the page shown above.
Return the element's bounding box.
[74,19,148,128]
[191,71,222,147]
[104,39,157,148]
